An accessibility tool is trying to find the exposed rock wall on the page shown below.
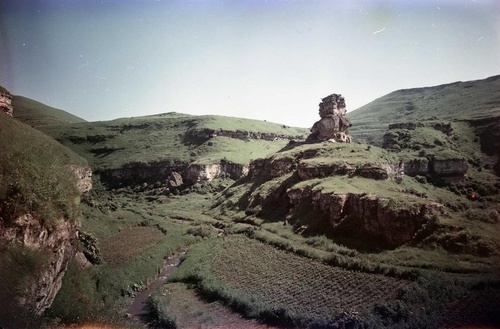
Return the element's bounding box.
[0,92,14,116]
[99,161,188,187]
[402,157,468,180]
[287,187,443,247]
[186,128,302,141]
[186,160,249,183]
[99,160,248,187]
[249,156,403,182]
[249,157,296,179]
[0,214,77,313]
[0,166,92,315]
[70,165,93,193]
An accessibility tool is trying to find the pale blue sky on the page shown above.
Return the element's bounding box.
[1,0,499,127]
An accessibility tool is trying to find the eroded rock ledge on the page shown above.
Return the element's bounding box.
[99,159,249,187]
[287,187,443,248]
[186,128,301,141]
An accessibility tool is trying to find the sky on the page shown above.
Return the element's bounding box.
[0,0,499,128]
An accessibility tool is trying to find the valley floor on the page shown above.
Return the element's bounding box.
[48,182,500,329]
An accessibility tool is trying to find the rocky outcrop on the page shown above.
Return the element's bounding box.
[0,166,92,315]
[249,156,404,182]
[307,93,352,143]
[474,117,500,176]
[401,157,468,181]
[382,121,468,181]
[297,161,355,180]
[99,161,187,187]
[186,160,249,184]
[431,158,468,176]
[0,92,14,116]
[387,122,453,136]
[100,159,249,187]
[0,214,77,314]
[186,128,302,142]
[168,171,183,188]
[287,187,443,248]
[70,165,93,193]
[249,157,296,179]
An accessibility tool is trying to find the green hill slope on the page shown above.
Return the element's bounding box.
[38,112,308,186]
[12,95,86,127]
[0,114,87,327]
[347,75,500,145]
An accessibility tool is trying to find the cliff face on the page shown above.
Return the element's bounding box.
[99,159,248,187]
[0,214,78,314]
[0,164,91,317]
[186,160,249,184]
[70,164,93,193]
[287,188,442,248]
[99,161,187,187]
[248,154,404,182]
[402,157,468,179]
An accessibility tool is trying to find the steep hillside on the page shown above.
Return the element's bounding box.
[347,75,500,145]
[38,113,308,186]
[0,114,91,327]
[12,95,86,127]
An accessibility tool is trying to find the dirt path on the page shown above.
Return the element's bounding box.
[126,251,186,321]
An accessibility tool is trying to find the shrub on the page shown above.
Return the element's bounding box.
[78,231,102,264]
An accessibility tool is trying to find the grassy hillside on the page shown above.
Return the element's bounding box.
[0,114,87,327]
[38,113,308,171]
[0,114,87,220]
[347,75,500,145]
[12,95,86,127]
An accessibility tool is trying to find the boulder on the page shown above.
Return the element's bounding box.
[168,171,183,188]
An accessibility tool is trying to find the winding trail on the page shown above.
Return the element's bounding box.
[126,251,186,321]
